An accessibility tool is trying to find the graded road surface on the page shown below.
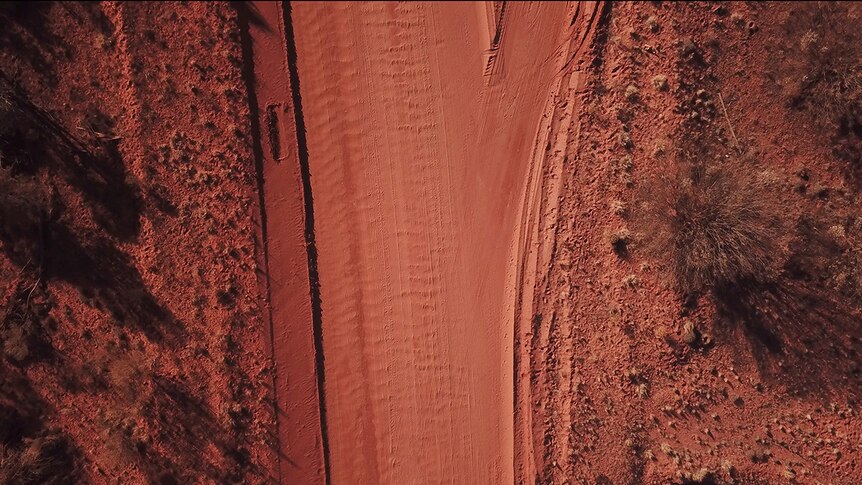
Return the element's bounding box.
[287,2,573,483]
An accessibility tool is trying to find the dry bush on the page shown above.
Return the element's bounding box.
[2,326,30,363]
[1,281,51,366]
[788,208,862,305]
[93,347,153,470]
[105,349,149,403]
[635,162,789,295]
[0,432,79,485]
[99,409,149,472]
[776,2,862,122]
[773,3,862,178]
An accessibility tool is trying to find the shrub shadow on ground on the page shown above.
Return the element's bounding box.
[0,2,65,87]
[718,282,862,401]
[124,376,268,484]
[9,94,144,242]
[0,362,83,483]
[44,224,184,346]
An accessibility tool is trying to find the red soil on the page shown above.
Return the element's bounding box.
[1,2,276,483]
[522,2,862,483]
[243,2,325,483]
[2,2,861,484]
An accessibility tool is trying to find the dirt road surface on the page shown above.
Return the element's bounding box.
[244,2,326,484]
[287,2,572,483]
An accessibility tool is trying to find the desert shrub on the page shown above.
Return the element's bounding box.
[2,326,30,363]
[0,432,80,485]
[105,349,149,403]
[773,3,862,178]
[606,227,631,256]
[635,162,788,294]
[787,208,862,304]
[100,408,148,472]
[776,3,862,120]
[1,274,54,366]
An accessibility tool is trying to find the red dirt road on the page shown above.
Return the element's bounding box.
[287,2,572,483]
[244,2,325,484]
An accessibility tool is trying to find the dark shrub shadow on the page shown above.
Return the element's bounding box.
[57,2,116,38]
[0,168,46,267]
[235,1,272,33]
[717,281,862,400]
[0,180,179,347]
[0,80,180,346]
[0,2,64,87]
[0,364,49,447]
[0,362,83,483]
[14,96,144,242]
[833,105,862,190]
[1,278,57,365]
[767,2,862,190]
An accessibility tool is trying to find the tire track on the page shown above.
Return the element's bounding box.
[510,3,607,483]
[290,2,570,483]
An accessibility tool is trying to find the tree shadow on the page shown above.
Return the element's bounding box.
[1,277,57,366]
[57,2,116,38]
[43,222,184,346]
[0,363,50,447]
[0,2,66,87]
[127,376,268,484]
[0,182,180,347]
[833,106,862,190]
[0,362,84,482]
[13,94,144,242]
[1,74,144,241]
[0,79,181,346]
[235,1,272,33]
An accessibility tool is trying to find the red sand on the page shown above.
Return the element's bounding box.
[1,2,277,483]
[521,2,862,483]
[287,2,575,483]
[245,2,325,484]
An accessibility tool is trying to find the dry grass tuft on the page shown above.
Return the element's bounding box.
[635,162,789,294]
[775,3,862,119]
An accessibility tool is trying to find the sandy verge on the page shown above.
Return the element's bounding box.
[243,2,326,483]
